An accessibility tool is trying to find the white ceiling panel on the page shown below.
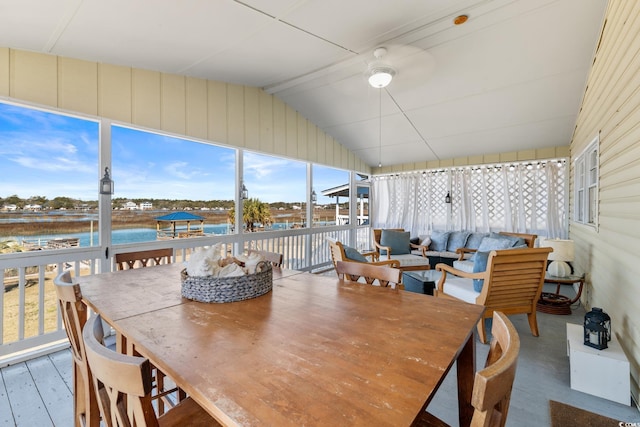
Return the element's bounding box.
[0,0,607,168]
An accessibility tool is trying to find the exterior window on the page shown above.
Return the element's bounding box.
[574,134,599,228]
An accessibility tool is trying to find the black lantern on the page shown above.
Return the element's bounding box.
[445,192,451,204]
[99,167,114,195]
[583,307,611,350]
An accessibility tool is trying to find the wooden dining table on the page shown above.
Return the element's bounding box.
[80,263,483,426]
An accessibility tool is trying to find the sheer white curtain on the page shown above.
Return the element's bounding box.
[372,159,567,237]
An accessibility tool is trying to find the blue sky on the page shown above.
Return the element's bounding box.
[0,102,350,204]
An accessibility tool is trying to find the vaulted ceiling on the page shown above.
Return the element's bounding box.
[1,0,607,167]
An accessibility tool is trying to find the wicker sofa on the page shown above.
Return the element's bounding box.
[414,231,537,269]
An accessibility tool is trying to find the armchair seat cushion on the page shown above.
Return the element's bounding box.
[452,259,474,273]
[439,276,479,303]
[391,254,431,267]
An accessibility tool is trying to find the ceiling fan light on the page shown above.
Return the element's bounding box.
[368,67,395,88]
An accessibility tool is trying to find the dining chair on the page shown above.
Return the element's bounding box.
[82,314,221,427]
[54,270,100,427]
[247,249,284,267]
[115,248,173,270]
[415,311,520,427]
[335,260,404,289]
[114,247,181,413]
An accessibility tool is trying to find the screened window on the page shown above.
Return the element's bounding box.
[574,135,599,228]
[111,126,236,243]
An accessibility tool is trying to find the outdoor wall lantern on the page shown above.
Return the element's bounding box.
[445,192,451,204]
[99,167,114,195]
[241,183,249,200]
[583,307,611,350]
[311,190,317,204]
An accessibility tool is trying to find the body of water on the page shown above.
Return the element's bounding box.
[2,220,334,247]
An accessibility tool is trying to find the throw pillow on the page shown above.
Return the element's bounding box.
[489,232,525,247]
[466,232,489,250]
[476,236,515,253]
[430,231,451,252]
[446,231,471,252]
[343,245,368,263]
[410,237,420,245]
[380,230,411,255]
[420,236,432,247]
[472,251,490,292]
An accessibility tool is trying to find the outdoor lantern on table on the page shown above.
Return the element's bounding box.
[583,307,611,350]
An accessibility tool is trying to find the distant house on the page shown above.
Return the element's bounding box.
[1,204,17,212]
[139,201,153,210]
[292,205,302,210]
[24,204,42,211]
[123,201,137,210]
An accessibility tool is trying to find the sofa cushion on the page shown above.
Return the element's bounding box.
[472,251,490,292]
[380,230,411,255]
[343,245,368,263]
[466,232,489,250]
[420,236,432,247]
[440,276,479,304]
[446,231,471,252]
[430,231,451,252]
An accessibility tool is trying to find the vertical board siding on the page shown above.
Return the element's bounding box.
[207,80,227,143]
[0,48,8,96]
[58,57,98,116]
[185,77,208,139]
[98,63,132,122]
[9,50,57,106]
[161,73,186,134]
[0,47,367,173]
[244,86,260,150]
[132,68,161,129]
[570,0,640,403]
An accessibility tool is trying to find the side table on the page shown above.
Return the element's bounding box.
[536,274,584,315]
[402,270,442,295]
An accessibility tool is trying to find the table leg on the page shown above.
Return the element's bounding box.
[457,333,476,426]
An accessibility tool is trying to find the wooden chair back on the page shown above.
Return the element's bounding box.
[115,248,173,270]
[498,231,537,248]
[326,237,400,270]
[83,314,219,427]
[83,313,158,427]
[336,261,404,289]
[247,249,284,267]
[54,271,100,427]
[437,247,551,343]
[416,311,520,427]
[471,312,520,427]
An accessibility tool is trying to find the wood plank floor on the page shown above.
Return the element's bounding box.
[1,283,639,426]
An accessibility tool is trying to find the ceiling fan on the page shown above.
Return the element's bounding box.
[363,44,436,90]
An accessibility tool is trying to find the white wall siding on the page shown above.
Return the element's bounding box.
[570,0,640,404]
[0,47,370,174]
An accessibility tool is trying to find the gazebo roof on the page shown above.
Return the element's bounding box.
[321,184,369,199]
[155,211,204,222]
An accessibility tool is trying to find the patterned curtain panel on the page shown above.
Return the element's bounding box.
[372,159,567,238]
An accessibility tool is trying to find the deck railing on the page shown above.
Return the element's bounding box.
[0,225,371,365]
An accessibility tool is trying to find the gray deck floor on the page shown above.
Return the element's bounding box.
[1,283,639,426]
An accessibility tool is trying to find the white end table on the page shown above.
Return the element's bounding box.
[566,323,630,405]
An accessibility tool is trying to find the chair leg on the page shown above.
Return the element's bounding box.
[527,311,540,337]
[477,318,488,344]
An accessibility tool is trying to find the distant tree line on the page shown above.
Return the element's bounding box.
[0,195,345,211]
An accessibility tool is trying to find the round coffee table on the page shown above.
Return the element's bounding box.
[536,274,585,315]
